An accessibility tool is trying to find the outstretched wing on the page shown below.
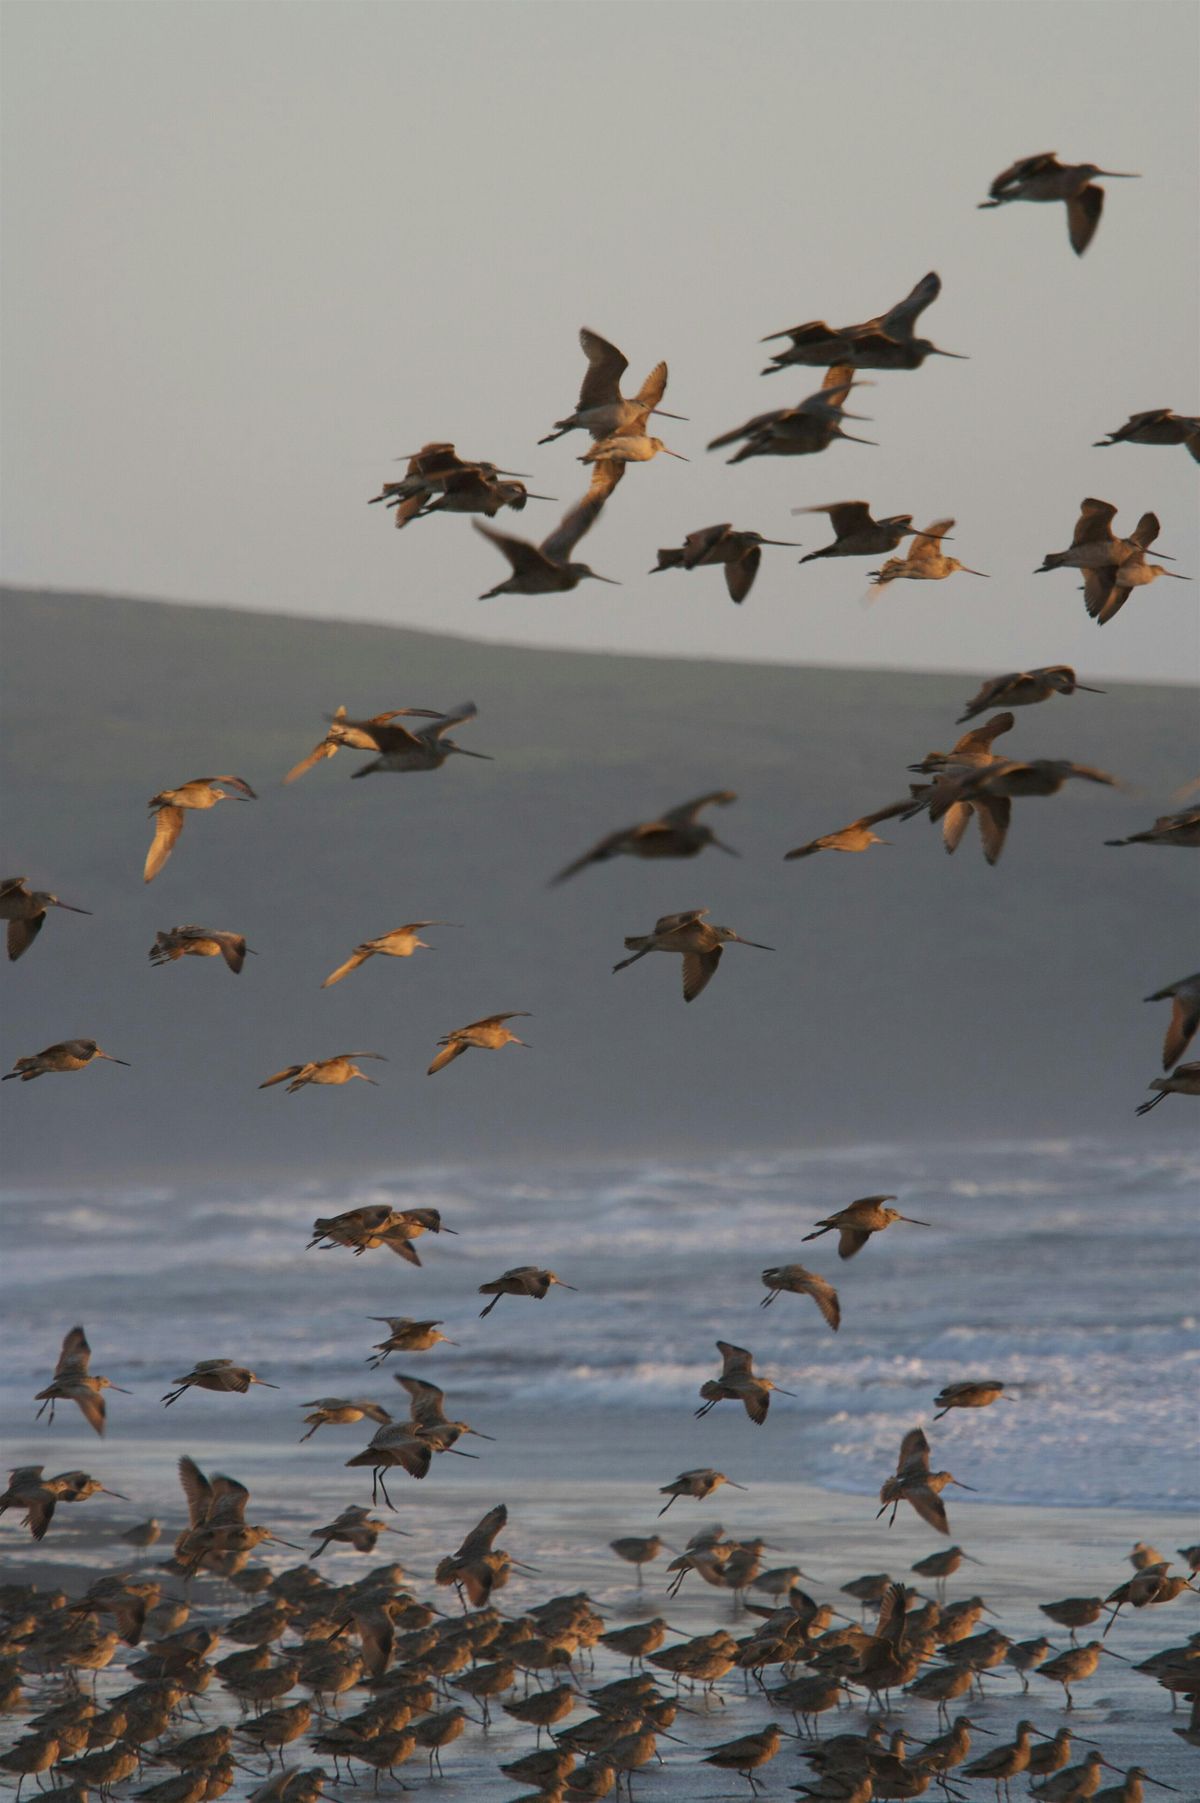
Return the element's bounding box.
[1066,185,1103,256]
[7,914,45,961]
[177,1455,213,1527]
[951,711,1015,754]
[427,1042,468,1076]
[204,776,258,799]
[259,1065,304,1089]
[540,485,611,564]
[907,520,955,567]
[144,806,184,883]
[726,545,761,604]
[897,1427,931,1474]
[456,1502,508,1561]
[473,520,553,579]
[55,1326,92,1379]
[321,947,371,989]
[662,791,737,827]
[634,361,668,412]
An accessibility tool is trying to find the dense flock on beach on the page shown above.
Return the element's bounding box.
[2,147,1198,1803]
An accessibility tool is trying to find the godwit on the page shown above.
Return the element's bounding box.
[701,1723,781,1793]
[657,1468,746,1514]
[1093,1770,1184,1802]
[957,666,1105,722]
[551,791,738,882]
[162,1360,279,1407]
[259,1052,386,1092]
[369,442,549,526]
[299,1398,392,1443]
[902,712,1016,864]
[579,432,687,467]
[708,365,874,462]
[796,501,942,561]
[784,799,910,859]
[1037,1640,1126,1708]
[1144,973,1200,1068]
[0,877,91,962]
[3,1039,130,1081]
[695,1341,796,1425]
[1087,544,1191,625]
[0,1466,127,1540]
[1038,1596,1105,1644]
[613,907,773,1002]
[474,477,619,596]
[609,1536,670,1588]
[868,519,988,590]
[392,1372,496,1453]
[345,701,491,774]
[320,922,448,987]
[539,327,683,444]
[34,1326,130,1436]
[1106,805,1200,848]
[477,1266,576,1317]
[962,1720,1039,1794]
[651,524,800,603]
[1006,1636,1054,1692]
[932,1380,1010,1418]
[307,1503,403,1556]
[1035,499,1185,622]
[911,1544,984,1599]
[427,1011,531,1074]
[149,926,252,974]
[1095,409,1200,460]
[802,1195,929,1259]
[759,1263,840,1329]
[366,1318,457,1365]
[282,704,446,782]
[1136,1063,1200,1113]
[434,1503,514,1608]
[1031,1751,1125,1798]
[878,1429,974,1535]
[143,776,256,883]
[761,271,965,371]
[978,153,1140,254]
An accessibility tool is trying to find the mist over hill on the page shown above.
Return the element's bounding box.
[1,585,1195,1187]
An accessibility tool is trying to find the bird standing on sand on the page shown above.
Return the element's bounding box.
[3,1040,130,1082]
[149,926,251,974]
[651,525,800,603]
[427,1012,531,1075]
[613,908,773,1002]
[552,792,738,882]
[802,1196,929,1259]
[0,877,91,962]
[978,153,1139,255]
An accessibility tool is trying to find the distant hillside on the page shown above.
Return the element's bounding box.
[1,585,1195,1185]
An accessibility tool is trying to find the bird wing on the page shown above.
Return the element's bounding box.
[908,1486,951,1534]
[717,1342,755,1378]
[1130,511,1161,549]
[396,1376,447,1425]
[707,408,785,451]
[681,523,733,564]
[7,914,45,960]
[726,545,761,604]
[427,1042,468,1076]
[457,1503,508,1561]
[577,328,628,409]
[760,316,836,345]
[1166,994,1200,1068]
[989,151,1056,197]
[859,798,919,828]
[177,1456,213,1527]
[836,1227,871,1258]
[462,1012,531,1031]
[55,1326,92,1378]
[879,270,941,339]
[1067,185,1104,256]
[654,909,708,933]
[144,807,184,883]
[821,361,857,393]
[473,520,554,578]
[824,500,875,538]
[321,948,371,988]
[74,1390,107,1437]
[204,776,258,799]
[540,485,610,564]
[259,1065,304,1089]
[550,826,637,884]
[907,519,954,566]
[662,791,737,827]
[423,701,479,740]
[874,1580,908,1646]
[973,796,1011,865]
[282,738,338,784]
[952,711,1014,753]
[634,361,668,412]
[809,1280,841,1332]
[682,946,722,1002]
[216,934,248,974]
[1073,497,1118,543]
[897,1427,931,1473]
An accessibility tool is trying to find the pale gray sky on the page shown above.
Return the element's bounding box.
[3,0,1197,681]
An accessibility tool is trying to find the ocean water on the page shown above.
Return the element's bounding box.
[2,1137,1196,1520]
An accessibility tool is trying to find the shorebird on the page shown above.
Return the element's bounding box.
[580,431,687,467]
[122,1516,162,1549]
[702,1723,781,1793]
[0,1466,127,1540]
[695,1341,796,1425]
[283,704,447,782]
[657,1468,746,1514]
[1105,1564,1196,1634]
[434,1503,516,1607]
[1095,409,1200,460]
[1005,1636,1054,1692]
[345,701,491,774]
[3,1039,130,1081]
[34,1326,130,1436]
[932,1380,1009,1418]
[149,926,251,973]
[259,1052,385,1092]
[320,922,448,987]
[1087,545,1191,625]
[0,877,91,962]
[299,1398,391,1442]
[708,364,873,461]
[911,1544,983,1598]
[366,1318,456,1365]
[907,734,1118,865]
[369,442,549,526]
[963,1720,1039,1795]
[878,1428,974,1534]
[474,472,621,596]
[539,327,683,444]
[978,153,1140,254]
[613,907,773,1002]
[552,791,738,882]
[957,666,1104,723]
[308,1203,452,1261]
[795,501,943,561]
[652,524,800,603]
[161,1360,279,1407]
[868,519,988,590]
[1037,1641,1126,1708]
[803,1195,929,1259]
[761,272,964,371]
[143,776,256,882]
[759,1263,840,1329]
[1032,1751,1125,1799]
[1143,973,1200,1068]
[477,1266,575,1317]
[1106,805,1200,848]
[1136,1062,1200,1113]
[427,1011,530,1074]
[609,1536,670,1588]
[391,1373,496,1455]
[1128,1539,1167,1569]
[784,799,910,859]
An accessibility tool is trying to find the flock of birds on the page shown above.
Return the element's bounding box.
[2,145,1198,1803]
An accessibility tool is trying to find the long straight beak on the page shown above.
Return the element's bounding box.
[452,747,494,759]
[734,938,774,950]
[653,409,689,421]
[99,1053,132,1065]
[661,448,689,460]
[590,573,621,584]
[1144,1780,1182,1793]
[556,1282,580,1291]
[712,840,740,857]
[1074,684,1106,693]
[110,1385,133,1395]
[467,1429,497,1441]
[523,493,557,501]
[1096,170,1141,178]
[899,1215,931,1226]
[1098,1647,1130,1660]
[496,469,533,477]
[775,1387,799,1398]
[55,902,93,914]
[932,349,970,358]
[100,1486,131,1498]
[725,1480,749,1491]
[1161,571,1191,580]
[267,1535,306,1551]
[839,433,879,445]
[961,568,990,577]
[949,1480,976,1491]
[760,539,804,547]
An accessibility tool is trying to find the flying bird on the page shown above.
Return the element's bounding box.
[651,525,800,603]
[784,800,910,859]
[868,519,987,590]
[34,1327,130,1436]
[760,272,965,371]
[956,666,1104,722]
[0,878,91,962]
[1094,409,1200,460]
[551,792,738,883]
[283,705,448,783]
[427,1013,531,1075]
[320,923,447,987]
[3,1040,130,1082]
[259,1053,386,1093]
[1144,973,1200,1068]
[149,926,252,974]
[978,152,1140,255]
[477,1266,576,1317]
[708,365,873,463]
[695,1341,796,1425]
[539,327,684,444]
[802,1195,929,1259]
[878,1427,974,1534]
[759,1265,841,1330]
[345,703,491,775]
[613,908,773,1002]
[474,475,620,597]
[143,776,256,883]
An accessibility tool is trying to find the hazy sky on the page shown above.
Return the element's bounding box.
[3,1,1197,681]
